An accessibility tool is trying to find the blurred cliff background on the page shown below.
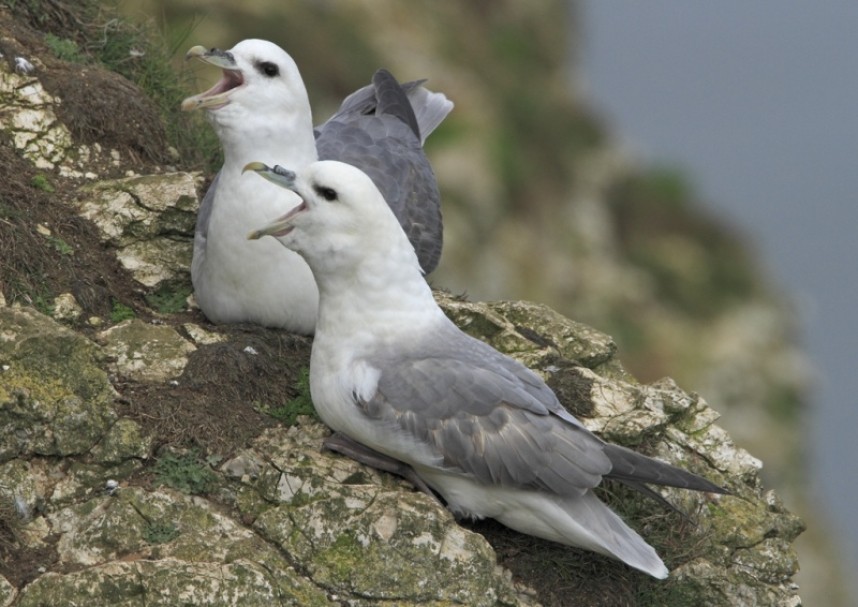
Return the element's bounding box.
[89,0,855,603]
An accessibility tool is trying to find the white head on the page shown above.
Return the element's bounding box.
[245,160,422,281]
[181,39,314,156]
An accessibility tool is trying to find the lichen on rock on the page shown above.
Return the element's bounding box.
[0,575,15,607]
[0,65,74,170]
[246,425,531,606]
[76,172,202,288]
[0,306,117,461]
[95,318,196,382]
[15,559,326,607]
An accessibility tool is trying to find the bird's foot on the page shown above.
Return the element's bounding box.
[322,432,439,502]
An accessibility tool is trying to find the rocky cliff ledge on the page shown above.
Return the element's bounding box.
[0,296,804,606]
[0,3,803,606]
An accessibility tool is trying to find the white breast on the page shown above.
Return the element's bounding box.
[192,170,319,333]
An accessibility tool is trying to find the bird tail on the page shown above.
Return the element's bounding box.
[401,83,454,144]
[496,490,669,578]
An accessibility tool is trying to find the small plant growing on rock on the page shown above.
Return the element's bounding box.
[153,451,218,495]
[256,367,318,425]
[110,300,136,323]
[30,174,54,192]
[47,236,73,256]
[145,282,192,314]
[44,33,85,63]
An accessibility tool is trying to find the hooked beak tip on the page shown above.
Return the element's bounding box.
[242,161,270,175]
[184,45,208,62]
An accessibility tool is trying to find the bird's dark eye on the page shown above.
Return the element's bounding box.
[256,61,279,77]
[314,185,338,202]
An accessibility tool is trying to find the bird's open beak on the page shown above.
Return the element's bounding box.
[244,162,305,239]
[181,46,244,112]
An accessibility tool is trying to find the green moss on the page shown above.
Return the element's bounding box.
[14,565,147,606]
[637,576,709,607]
[143,520,179,544]
[0,307,117,459]
[92,418,150,465]
[706,500,730,520]
[5,317,112,405]
[32,293,54,316]
[317,532,364,580]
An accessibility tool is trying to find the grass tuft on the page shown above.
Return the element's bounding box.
[87,12,220,170]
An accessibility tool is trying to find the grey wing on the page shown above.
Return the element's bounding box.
[362,332,613,496]
[317,118,443,273]
[193,170,220,263]
[315,70,447,274]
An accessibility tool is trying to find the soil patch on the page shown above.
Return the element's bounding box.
[121,324,313,456]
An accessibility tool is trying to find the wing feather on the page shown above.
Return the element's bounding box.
[359,329,613,496]
[192,170,220,281]
[350,323,725,502]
